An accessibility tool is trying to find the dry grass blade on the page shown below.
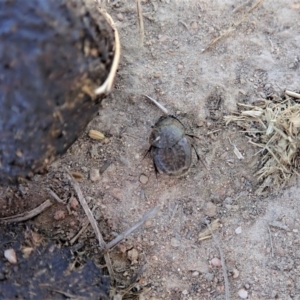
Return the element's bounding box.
[286,90,300,99]
[47,188,65,203]
[94,7,121,95]
[136,0,144,47]
[0,200,53,223]
[65,169,106,249]
[144,95,169,114]
[199,219,220,241]
[106,206,158,249]
[65,169,115,277]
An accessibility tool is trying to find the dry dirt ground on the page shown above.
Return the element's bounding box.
[1,0,300,299]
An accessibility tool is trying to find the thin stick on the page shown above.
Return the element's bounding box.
[207,222,230,300]
[285,90,300,99]
[47,188,65,203]
[65,170,106,250]
[65,169,115,278]
[202,0,264,53]
[136,0,144,47]
[106,206,158,249]
[0,200,53,223]
[144,95,169,114]
[70,221,90,245]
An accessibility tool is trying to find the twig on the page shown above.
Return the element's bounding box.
[0,200,53,223]
[144,95,169,114]
[285,90,300,99]
[202,0,264,53]
[208,223,230,300]
[70,221,90,245]
[65,170,106,250]
[206,129,221,135]
[65,169,115,278]
[65,168,158,284]
[136,0,144,47]
[106,206,158,249]
[47,188,65,203]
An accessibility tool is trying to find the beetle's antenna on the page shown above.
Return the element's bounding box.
[144,95,169,115]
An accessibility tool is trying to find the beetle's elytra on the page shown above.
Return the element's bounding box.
[148,115,197,177]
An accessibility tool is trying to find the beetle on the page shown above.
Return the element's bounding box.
[144,95,200,177]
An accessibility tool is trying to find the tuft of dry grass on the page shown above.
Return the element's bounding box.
[224,90,300,194]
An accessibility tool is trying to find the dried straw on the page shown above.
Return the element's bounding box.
[225,91,300,194]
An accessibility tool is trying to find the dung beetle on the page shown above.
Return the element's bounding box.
[145,95,200,177]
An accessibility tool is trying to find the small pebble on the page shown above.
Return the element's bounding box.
[190,21,198,30]
[103,138,110,144]
[182,290,188,295]
[177,64,184,71]
[235,226,242,234]
[112,188,123,200]
[173,39,179,46]
[127,248,139,264]
[139,174,149,184]
[22,247,33,258]
[4,249,17,264]
[69,197,79,210]
[170,238,181,248]
[158,34,168,42]
[224,197,233,204]
[192,271,199,277]
[210,257,221,267]
[238,288,248,299]
[145,220,152,227]
[232,268,240,278]
[54,210,65,220]
[90,168,100,182]
[116,13,124,21]
[203,201,217,217]
[204,272,214,281]
[288,62,295,69]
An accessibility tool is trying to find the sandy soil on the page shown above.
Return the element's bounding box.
[1,0,300,299]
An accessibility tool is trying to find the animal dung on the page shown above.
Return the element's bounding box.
[0,0,120,184]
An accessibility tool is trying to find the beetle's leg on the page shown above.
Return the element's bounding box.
[169,114,187,128]
[142,146,152,160]
[192,144,200,161]
[153,159,159,178]
[186,133,201,140]
[192,144,209,170]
